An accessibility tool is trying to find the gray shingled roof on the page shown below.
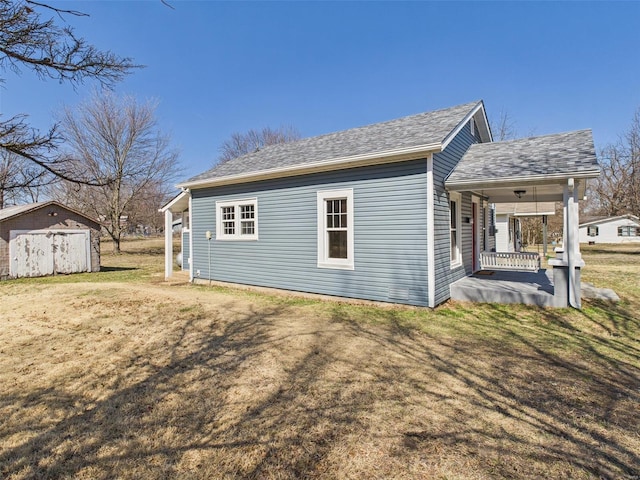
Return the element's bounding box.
[183,101,481,185]
[0,201,99,225]
[446,129,599,187]
[0,201,50,222]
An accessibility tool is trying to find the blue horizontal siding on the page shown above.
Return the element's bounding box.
[191,160,429,306]
[181,231,190,271]
[432,122,479,305]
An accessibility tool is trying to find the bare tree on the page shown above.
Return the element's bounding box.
[0,0,138,185]
[0,149,52,208]
[125,180,169,235]
[217,125,300,165]
[55,92,179,253]
[490,109,517,141]
[593,108,640,218]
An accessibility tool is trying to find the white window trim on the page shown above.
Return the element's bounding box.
[215,198,258,241]
[450,191,462,268]
[182,209,190,232]
[317,188,354,270]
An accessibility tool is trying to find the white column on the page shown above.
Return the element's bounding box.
[426,154,435,307]
[566,178,583,308]
[188,195,194,281]
[164,209,173,279]
[562,187,569,260]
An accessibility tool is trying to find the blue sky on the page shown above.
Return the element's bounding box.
[2,1,639,181]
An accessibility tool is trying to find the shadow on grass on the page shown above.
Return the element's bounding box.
[584,248,640,256]
[117,245,167,256]
[98,266,138,272]
[334,300,640,479]
[0,301,373,479]
[0,295,638,479]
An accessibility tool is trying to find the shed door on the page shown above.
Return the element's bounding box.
[53,232,88,274]
[10,231,90,278]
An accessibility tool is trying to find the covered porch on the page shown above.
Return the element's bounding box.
[159,190,191,280]
[445,129,600,309]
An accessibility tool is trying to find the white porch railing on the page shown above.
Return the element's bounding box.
[480,252,541,273]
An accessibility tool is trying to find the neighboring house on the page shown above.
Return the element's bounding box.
[494,202,556,252]
[579,214,640,244]
[162,101,599,308]
[0,201,101,279]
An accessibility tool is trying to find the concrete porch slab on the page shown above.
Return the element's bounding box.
[450,269,555,307]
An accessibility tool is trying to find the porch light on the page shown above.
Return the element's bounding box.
[514,190,526,199]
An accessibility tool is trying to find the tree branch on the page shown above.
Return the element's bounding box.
[25,0,89,18]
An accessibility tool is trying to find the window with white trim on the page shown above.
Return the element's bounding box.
[216,198,258,241]
[317,189,354,270]
[450,192,461,267]
[587,225,599,237]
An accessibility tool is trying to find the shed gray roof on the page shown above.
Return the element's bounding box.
[446,129,599,188]
[0,201,100,226]
[0,202,50,221]
[182,101,483,187]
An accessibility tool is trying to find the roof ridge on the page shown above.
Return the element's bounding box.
[186,100,482,185]
[478,128,593,147]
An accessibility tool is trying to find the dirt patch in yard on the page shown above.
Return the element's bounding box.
[0,257,638,478]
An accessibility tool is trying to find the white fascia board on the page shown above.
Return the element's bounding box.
[159,190,190,213]
[178,143,442,190]
[441,101,488,150]
[476,102,493,143]
[445,170,601,191]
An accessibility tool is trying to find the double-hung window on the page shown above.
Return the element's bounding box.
[317,189,354,270]
[216,198,258,241]
[450,192,461,267]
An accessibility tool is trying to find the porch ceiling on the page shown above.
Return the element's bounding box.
[445,129,600,202]
[160,190,189,213]
[465,182,581,203]
[494,201,557,216]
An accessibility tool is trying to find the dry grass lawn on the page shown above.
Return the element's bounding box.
[0,238,638,479]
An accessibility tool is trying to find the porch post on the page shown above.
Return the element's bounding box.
[542,215,548,257]
[566,179,576,307]
[568,178,583,308]
[426,154,435,307]
[562,193,568,256]
[551,178,584,308]
[188,193,194,281]
[164,209,173,279]
[562,178,583,308]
